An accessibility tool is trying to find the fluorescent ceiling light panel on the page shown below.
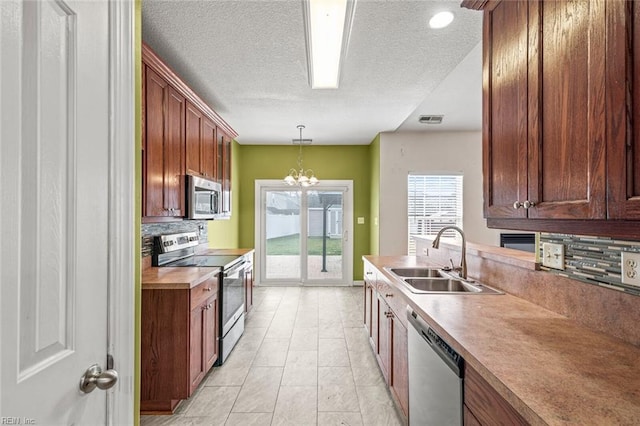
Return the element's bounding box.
[304,0,355,89]
[429,11,454,29]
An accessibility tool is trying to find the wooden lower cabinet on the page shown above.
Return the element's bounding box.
[391,317,409,416]
[364,280,379,353]
[141,277,219,414]
[363,262,409,419]
[464,364,529,426]
[377,295,392,382]
[189,293,218,395]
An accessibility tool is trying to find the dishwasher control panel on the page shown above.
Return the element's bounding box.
[409,309,464,376]
[425,326,463,367]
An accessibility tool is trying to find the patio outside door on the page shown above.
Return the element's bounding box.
[255,180,353,286]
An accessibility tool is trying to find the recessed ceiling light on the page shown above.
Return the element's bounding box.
[429,11,454,29]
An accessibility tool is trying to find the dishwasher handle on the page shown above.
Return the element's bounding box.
[407,307,464,378]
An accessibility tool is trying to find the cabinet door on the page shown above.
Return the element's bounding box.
[144,67,169,217]
[202,117,216,179]
[364,281,372,337]
[189,302,206,395]
[377,295,391,382]
[203,294,218,371]
[185,101,203,177]
[464,365,529,426]
[390,316,409,417]
[482,0,529,219]
[165,86,186,217]
[222,134,232,216]
[526,0,606,219]
[607,0,640,219]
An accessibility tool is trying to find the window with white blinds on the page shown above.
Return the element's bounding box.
[408,174,463,255]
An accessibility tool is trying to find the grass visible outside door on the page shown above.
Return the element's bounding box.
[266,234,342,255]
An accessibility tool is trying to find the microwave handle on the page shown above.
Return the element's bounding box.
[211,191,218,214]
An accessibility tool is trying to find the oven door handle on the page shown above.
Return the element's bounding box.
[224,261,246,277]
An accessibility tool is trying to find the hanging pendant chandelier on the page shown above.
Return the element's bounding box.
[284,125,319,187]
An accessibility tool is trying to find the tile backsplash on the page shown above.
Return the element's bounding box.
[539,233,640,296]
[141,220,209,257]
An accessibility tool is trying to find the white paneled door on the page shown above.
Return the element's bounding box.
[1,0,134,424]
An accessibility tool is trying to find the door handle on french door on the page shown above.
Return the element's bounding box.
[79,364,118,393]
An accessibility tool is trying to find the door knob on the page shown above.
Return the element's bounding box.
[513,201,523,209]
[523,200,536,209]
[79,364,119,393]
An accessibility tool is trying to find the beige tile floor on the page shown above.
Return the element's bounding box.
[141,286,404,426]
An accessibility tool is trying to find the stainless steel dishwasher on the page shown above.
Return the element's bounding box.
[407,307,464,426]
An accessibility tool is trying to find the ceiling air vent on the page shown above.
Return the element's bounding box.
[419,115,444,124]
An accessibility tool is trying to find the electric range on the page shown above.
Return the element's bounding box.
[152,232,246,365]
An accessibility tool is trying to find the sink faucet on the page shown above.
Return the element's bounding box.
[432,226,467,280]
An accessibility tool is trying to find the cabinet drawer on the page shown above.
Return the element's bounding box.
[377,278,407,328]
[190,277,218,309]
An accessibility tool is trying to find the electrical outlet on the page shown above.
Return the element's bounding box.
[621,252,640,287]
[542,242,565,270]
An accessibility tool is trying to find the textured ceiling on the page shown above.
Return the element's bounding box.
[142,0,483,145]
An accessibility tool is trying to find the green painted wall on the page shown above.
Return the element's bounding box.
[208,140,241,248]
[369,134,380,255]
[237,145,371,280]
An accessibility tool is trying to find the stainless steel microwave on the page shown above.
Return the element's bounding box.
[186,175,221,219]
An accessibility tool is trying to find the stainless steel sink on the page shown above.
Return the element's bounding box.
[388,267,445,278]
[384,266,502,295]
[401,277,502,294]
[404,278,481,293]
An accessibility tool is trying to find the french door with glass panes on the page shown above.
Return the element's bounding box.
[255,180,353,286]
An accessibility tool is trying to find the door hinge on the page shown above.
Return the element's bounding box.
[107,353,115,370]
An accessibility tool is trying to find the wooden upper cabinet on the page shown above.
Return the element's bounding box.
[202,117,217,179]
[186,101,203,177]
[482,0,606,220]
[144,66,185,218]
[186,101,217,180]
[216,130,232,218]
[526,0,606,219]
[482,0,529,219]
[607,0,640,219]
[141,43,237,221]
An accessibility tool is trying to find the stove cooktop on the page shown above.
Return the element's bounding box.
[164,255,242,269]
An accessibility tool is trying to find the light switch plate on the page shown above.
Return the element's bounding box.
[357,217,365,225]
[621,252,640,287]
[542,242,565,270]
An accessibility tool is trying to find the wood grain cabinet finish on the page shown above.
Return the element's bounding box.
[186,101,218,180]
[363,264,377,351]
[482,0,606,221]
[189,293,218,395]
[607,0,640,220]
[466,0,640,238]
[390,314,409,416]
[142,43,236,221]
[481,0,529,220]
[464,364,529,426]
[217,131,232,219]
[362,262,409,418]
[143,66,185,218]
[141,278,219,414]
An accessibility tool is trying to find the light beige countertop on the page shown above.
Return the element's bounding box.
[364,255,640,426]
[141,266,220,290]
